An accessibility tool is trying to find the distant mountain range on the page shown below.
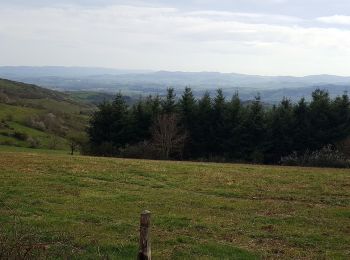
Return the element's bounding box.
[1,66,349,103]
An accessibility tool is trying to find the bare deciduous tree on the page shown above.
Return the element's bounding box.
[151,114,186,159]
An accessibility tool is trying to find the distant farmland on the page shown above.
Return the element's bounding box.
[0,148,349,259]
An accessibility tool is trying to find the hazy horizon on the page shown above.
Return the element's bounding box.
[1,65,350,78]
[1,0,350,76]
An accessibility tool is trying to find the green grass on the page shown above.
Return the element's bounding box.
[67,91,116,105]
[0,103,39,121]
[25,98,89,114]
[0,145,69,154]
[0,78,92,151]
[0,148,349,259]
[0,121,69,149]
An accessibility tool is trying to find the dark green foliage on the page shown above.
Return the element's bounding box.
[211,89,228,156]
[161,88,177,114]
[178,87,197,157]
[331,94,350,141]
[226,92,244,159]
[240,95,267,162]
[179,87,196,128]
[87,93,131,155]
[11,131,28,141]
[193,91,213,158]
[292,98,312,152]
[130,100,152,143]
[87,88,350,164]
[266,98,295,162]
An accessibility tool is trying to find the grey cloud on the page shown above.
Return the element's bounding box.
[1,1,350,75]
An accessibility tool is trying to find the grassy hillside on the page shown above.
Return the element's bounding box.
[0,78,91,150]
[0,148,349,259]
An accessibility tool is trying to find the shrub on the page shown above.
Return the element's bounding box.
[250,150,265,164]
[0,120,10,129]
[0,92,10,103]
[5,114,13,122]
[337,137,350,157]
[119,141,159,159]
[0,132,10,137]
[27,137,41,148]
[0,140,14,146]
[24,116,46,131]
[281,145,350,168]
[48,136,60,150]
[11,131,28,141]
[89,142,118,157]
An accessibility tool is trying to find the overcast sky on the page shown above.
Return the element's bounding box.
[1,0,350,76]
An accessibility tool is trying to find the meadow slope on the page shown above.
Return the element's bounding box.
[0,78,91,150]
[0,148,349,259]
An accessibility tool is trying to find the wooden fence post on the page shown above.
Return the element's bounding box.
[138,210,151,260]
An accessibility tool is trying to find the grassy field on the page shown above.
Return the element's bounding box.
[0,148,349,259]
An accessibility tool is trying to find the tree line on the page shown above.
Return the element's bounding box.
[86,87,350,164]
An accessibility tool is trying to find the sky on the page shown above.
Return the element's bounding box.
[1,0,350,76]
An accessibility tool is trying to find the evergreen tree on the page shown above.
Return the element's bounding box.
[88,101,114,148]
[179,87,196,127]
[130,99,152,143]
[179,87,197,158]
[162,88,177,114]
[241,95,266,162]
[86,88,350,163]
[266,98,295,162]
[87,93,129,155]
[309,89,332,150]
[293,97,312,153]
[149,95,161,116]
[193,91,212,158]
[212,89,228,156]
[109,93,130,148]
[226,92,244,159]
[330,93,350,141]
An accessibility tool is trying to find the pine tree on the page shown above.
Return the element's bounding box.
[212,89,228,156]
[293,97,312,153]
[309,89,332,150]
[330,93,350,141]
[193,91,212,158]
[179,87,197,158]
[88,101,114,149]
[162,88,177,114]
[149,95,161,116]
[266,98,295,162]
[226,92,244,159]
[87,93,130,155]
[110,93,130,148]
[241,95,266,162]
[179,87,196,127]
[86,87,350,163]
[130,99,153,143]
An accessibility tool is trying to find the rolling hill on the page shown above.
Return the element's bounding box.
[0,66,349,102]
[0,78,92,150]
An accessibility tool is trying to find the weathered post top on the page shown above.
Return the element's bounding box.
[138,210,151,260]
[140,210,151,226]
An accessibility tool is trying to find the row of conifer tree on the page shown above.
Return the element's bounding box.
[87,87,350,163]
